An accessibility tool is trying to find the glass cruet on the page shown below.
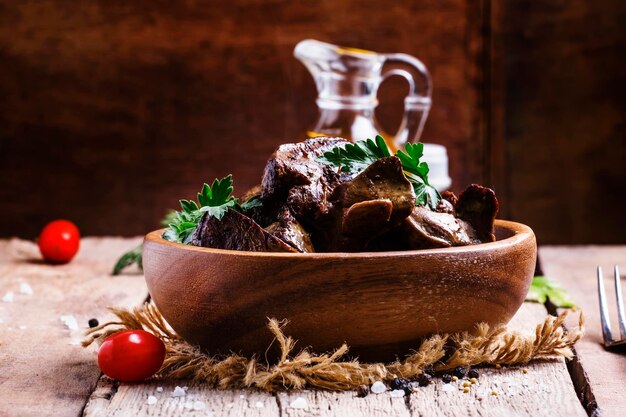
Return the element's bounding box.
[294,39,432,151]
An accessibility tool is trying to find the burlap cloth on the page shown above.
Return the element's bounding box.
[83,302,583,391]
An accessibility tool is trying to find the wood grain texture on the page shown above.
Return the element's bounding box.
[0,0,485,238]
[539,246,626,417]
[496,0,626,244]
[0,237,148,417]
[142,221,536,361]
[81,302,586,417]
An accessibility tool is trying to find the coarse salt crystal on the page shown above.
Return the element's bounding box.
[255,401,264,408]
[370,381,387,394]
[147,395,157,405]
[171,386,186,397]
[239,394,245,399]
[19,283,33,295]
[193,401,206,411]
[289,397,308,409]
[2,292,14,303]
[390,389,405,398]
[156,387,163,393]
[441,384,456,393]
[60,315,79,331]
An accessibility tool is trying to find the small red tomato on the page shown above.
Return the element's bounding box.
[97,330,165,382]
[38,220,80,263]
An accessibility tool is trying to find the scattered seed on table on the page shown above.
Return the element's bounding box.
[470,378,478,384]
[463,387,470,393]
[451,376,458,382]
[495,364,502,369]
[417,373,432,387]
[462,381,471,388]
[390,377,408,390]
[88,318,99,328]
[522,368,528,374]
[453,366,467,378]
[468,369,480,379]
[441,373,452,383]
[491,389,498,396]
[406,381,419,395]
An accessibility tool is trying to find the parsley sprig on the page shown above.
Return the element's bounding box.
[163,175,238,244]
[396,143,441,209]
[113,175,257,274]
[318,135,441,209]
[526,275,575,308]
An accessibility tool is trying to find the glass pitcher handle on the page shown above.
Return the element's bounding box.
[381,53,432,147]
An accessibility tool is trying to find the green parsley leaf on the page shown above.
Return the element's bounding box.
[318,135,391,174]
[180,199,199,213]
[396,143,429,178]
[318,135,440,209]
[240,195,263,211]
[397,143,441,209]
[197,176,236,207]
[526,275,576,308]
[162,175,239,243]
[112,244,143,275]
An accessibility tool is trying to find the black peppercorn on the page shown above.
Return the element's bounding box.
[390,377,402,390]
[88,318,99,328]
[453,366,467,378]
[417,373,432,387]
[441,373,452,383]
[423,366,435,377]
[468,369,480,379]
[357,384,369,398]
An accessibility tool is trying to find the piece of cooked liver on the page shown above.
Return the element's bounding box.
[190,209,296,252]
[455,184,499,242]
[260,137,351,227]
[400,184,499,249]
[264,206,314,253]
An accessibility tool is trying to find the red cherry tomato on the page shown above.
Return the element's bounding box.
[38,220,80,263]
[97,330,165,382]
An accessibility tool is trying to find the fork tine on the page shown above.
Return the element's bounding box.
[598,266,613,345]
[614,265,626,339]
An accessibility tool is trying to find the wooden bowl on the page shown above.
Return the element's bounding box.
[143,220,536,361]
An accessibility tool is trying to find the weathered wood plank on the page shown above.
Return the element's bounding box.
[408,303,586,417]
[83,302,586,416]
[83,381,281,417]
[276,390,411,417]
[540,245,626,417]
[0,238,148,417]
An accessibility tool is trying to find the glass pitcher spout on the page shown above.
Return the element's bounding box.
[294,39,432,148]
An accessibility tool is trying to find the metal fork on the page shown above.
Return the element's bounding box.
[597,265,626,348]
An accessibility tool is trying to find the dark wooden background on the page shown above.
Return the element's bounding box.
[0,0,624,244]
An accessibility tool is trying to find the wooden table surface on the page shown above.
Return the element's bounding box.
[0,238,624,417]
